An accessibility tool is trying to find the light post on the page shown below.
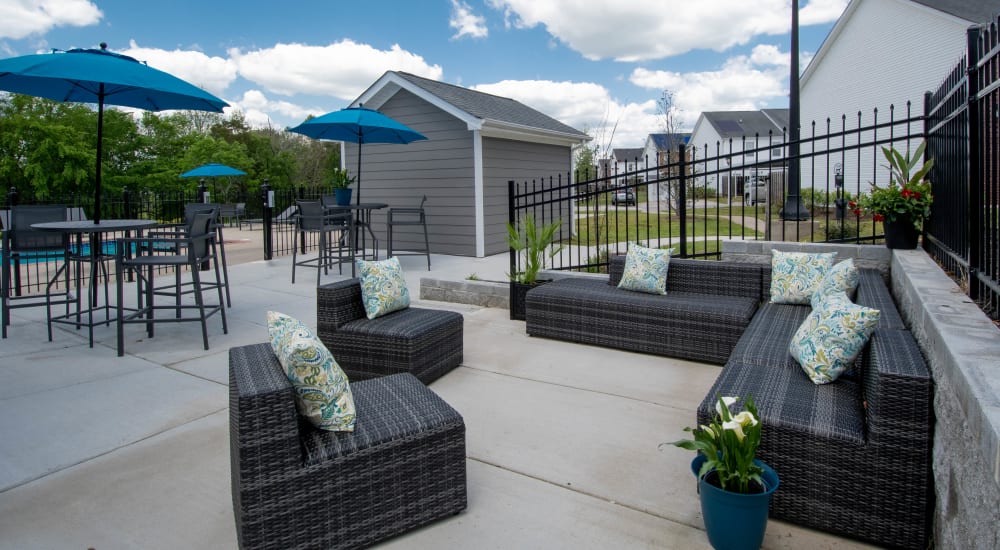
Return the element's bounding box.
[780,0,810,220]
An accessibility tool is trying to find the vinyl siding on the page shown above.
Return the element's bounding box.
[345,89,477,256]
[482,137,573,256]
[799,0,969,193]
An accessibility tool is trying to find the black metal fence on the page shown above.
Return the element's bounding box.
[509,103,925,274]
[924,17,1000,320]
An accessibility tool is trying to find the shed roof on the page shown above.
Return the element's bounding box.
[353,71,590,147]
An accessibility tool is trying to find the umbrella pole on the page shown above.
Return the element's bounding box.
[95,88,104,225]
[356,131,363,205]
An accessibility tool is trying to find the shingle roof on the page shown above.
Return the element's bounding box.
[392,72,589,138]
[648,133,691,150]
[612,148,644,161]
[911,0,996,24]
[703,110,789,138]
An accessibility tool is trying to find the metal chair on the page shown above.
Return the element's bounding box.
[291,200,354,284]
[148,203,232,308]
[115,212,227,355]
[1,205,75,339]
[387,195,430,270]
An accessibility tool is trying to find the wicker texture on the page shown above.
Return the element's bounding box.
[316,279,463,383]
[229,343,467,550]
[855,269,906,329]
[697,284,933,549]
[525,258,763,364]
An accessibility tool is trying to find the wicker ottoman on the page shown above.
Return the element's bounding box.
[230,343,468,550]
[317,279,463,383]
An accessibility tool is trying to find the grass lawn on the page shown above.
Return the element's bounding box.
[569,211,762,245]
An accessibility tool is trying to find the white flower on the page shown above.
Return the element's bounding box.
[715,396,738,417]
[732,411,758,428]
[699,424,716,438]
[723,419,747,441]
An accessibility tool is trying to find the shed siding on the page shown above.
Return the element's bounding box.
[346,89,477,257]
[482,137,572,256]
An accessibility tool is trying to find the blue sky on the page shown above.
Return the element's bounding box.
[1,0,847,148]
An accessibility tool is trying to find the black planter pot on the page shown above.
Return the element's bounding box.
[510,280,550,320]
[883,219,920,249]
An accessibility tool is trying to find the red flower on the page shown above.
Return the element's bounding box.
[913,191,922,200]
[901,189,912,199]
[873,213,885,222]
[853,208,862,217]
[848,200,857,209]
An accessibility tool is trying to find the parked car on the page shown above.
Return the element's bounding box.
[612,189,636,206]
[743,177,768,206]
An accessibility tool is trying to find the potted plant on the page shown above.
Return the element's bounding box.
[506,214,563,320]
[670,395,779,550]
[328,169,355,206]
[851,142,934,249]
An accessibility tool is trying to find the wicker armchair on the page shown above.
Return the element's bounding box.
[316,279,463,383]
[229,343,467,550]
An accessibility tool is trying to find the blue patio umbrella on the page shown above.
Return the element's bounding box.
[180,163,247,178]
[288,106,427,203]
[0,43,228,223]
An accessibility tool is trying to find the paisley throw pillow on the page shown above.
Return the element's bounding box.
[769,250,836,305]
[789,292,881,384]
[267,311,356,431]
[810,258,860,309]
[617,245,675,295]
[356,257,411,319]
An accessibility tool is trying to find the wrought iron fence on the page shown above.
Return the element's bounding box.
[924,17,1000,320]
[509,104,925,276]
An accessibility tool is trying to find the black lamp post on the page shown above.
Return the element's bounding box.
[781,0,810,220]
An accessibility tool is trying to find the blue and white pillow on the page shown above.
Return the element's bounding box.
[617,245,675,295]
[267,311,356,431]
[789,292,881,384]
[356,257,410,319]
[810,258,860,309]
[769,250,836,305]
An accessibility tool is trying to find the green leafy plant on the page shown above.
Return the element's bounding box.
[671,395,763,494]
[327,168,355,190]
[853,143,934,230]
[506,214,564,284]
[466,273,480,281]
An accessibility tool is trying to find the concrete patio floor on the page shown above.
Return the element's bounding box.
[0,240,876,549]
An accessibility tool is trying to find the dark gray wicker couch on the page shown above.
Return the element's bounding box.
[229,343,467,550]
[525,255,933,549]
[698,268,933,550]
[525,258,764,364]
[316,279,463,383]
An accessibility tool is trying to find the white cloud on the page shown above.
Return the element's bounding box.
[0,0,102,40]
[121,40,238,98]
[450,0,489,40]
[472,79,658,150]
[486,0,846,61]
[630,44,793,124]
[229,40,443,99]
[230,89,318,128]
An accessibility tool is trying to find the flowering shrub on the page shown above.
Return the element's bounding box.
[852,143,934,230]
[671,395,763,494]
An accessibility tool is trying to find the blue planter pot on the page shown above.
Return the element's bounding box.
[691,455,779,550]
[335,188,353,206]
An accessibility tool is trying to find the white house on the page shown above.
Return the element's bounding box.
[609,148,645,186]
[643,133,690,204]
[686,109,789,201]
[799,0,994,191]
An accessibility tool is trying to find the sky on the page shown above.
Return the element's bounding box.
[0,0,848,150]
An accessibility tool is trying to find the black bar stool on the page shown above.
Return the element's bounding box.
[386,195,430,270]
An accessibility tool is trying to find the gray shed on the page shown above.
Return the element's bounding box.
[349,71,590,257]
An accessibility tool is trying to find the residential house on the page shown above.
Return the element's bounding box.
[686,109,789,201]
[349,71,590,257]
[643,133,691,204]
[609,148,645,187]
[799,0,995,191]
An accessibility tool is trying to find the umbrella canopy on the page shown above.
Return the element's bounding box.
[179,163,247,178]
[288,107,427,203]
[0,43,228,223]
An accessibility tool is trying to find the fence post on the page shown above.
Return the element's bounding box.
[261,180,273,261]
[677,144,688,257]
[508,180,517,279]
[966,26,983,301]
[122,186,132,219]
[6,187,17,207]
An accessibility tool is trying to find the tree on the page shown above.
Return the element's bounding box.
[656,90,692,212]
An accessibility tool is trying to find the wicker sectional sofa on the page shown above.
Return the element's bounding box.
[525,255,933,549]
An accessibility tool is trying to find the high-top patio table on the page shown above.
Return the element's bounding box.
[324,202,387,261]
[31,219,156,347]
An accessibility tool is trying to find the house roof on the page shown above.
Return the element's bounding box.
[612,148,645,161]
[647,133,691,151]
[911,0,996,23]
[701,110,789,139]
[353,71,590,147]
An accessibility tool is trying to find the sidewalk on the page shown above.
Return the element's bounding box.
[0,248,873,549]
